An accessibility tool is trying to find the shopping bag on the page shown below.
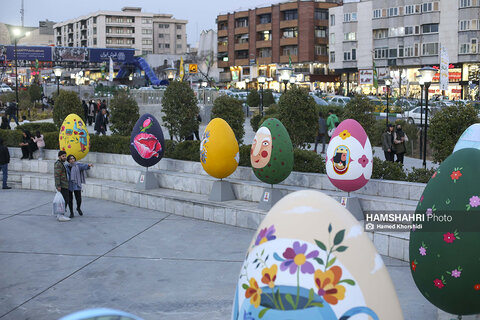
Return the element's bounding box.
[53,191,65,215]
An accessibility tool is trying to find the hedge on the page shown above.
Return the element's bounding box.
[15,123,58,133]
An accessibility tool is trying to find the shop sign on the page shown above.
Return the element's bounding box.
[359,69,373,85]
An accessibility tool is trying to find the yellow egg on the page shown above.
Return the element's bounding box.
[200,118,239,179]
[59,113,90,161]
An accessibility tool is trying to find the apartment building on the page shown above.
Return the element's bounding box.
[217,0,340,91]
[329,0,480,99]
[53,7,188,56]
[153,14,188,55]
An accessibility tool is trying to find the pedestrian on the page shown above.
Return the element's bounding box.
[314,111,327,154]
[21,115,30,123]
[54,150,71,221]
[94,108,108,135]
[1,115,10,129]
[101,99,107,110]
[88,100,96,125]
[32,130,45,160]
[82,100,88,123]
[393,124,408,164]
[0,138,11,189]
[382,124,394,162]
[65,154,93,218]
[326,109,339,137]
[193,113,202,140]
[6,101,19,126]
[19,130,36,160]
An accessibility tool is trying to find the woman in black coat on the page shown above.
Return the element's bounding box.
[19,130,37,159]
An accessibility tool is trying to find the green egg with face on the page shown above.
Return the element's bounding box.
[250,118,293,185]
[409,148,480,316]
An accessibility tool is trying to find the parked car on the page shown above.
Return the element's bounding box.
[326,95,351,106]
[403,106,441,126]
[0,84,13,93]
[394,98,417,111]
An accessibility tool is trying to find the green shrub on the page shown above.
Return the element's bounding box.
[109,91,140,136]
[429,104,479,163]
[44,132,59,150]
[278,86,318,148]
[343,95,376,140]
[250,114,262,133]
[239,144,252,167]
[371,119,390,147]
[169,140,200,162]
[211,95,245,144]
[163,139,177,159]
[0,129,23,147]
[263,89,275,108]
[161,81,199,141]
[27,84,43,102]
[16,122,58,133]
[52,90,85,128]
[318,104,344,121]
[293,149,325,173]
[89,135,130,154]
[406,167,436,183]
[246,89,260,108]
[371,157,407,181]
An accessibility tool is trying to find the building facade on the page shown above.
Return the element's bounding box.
[329,0,480,99]
[53,7,187,56]
[153,14,187,55]
[18,20,56,46]
[216,0,341,91]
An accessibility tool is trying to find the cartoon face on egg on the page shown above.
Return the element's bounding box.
[59,113,90,161]
[251,127,272,169]
[232,190,403,320]
[326,119,373,192]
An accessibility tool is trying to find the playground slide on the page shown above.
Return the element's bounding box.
[135,57,160,86]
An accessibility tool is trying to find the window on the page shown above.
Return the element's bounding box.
[235,18,248,28]
[176,25,182,30]
[283,10,298,20]
[330,51,335,63]
[142,18,152,24]
[343,51,351,61]
[389,27,405,37]
[330,33,335,45]
[404,46,414,57]
[315,9,328,20]
[176,44,182,49]
[344,32,356,41]
[93,38,97,45]
[142,39,152,45]
[472,38,478,53]
[344,13,357,22]
[259,14,271,24]
[258,48,272,57]
[236,50,249,59]
[282,27,298,38]
[460,20,471,31]
[405,5,415,14]
[315,27,327,38]
[93,27,97,35]
[142,50,153,55]
[373,9,381,18]
[422,2,433,12]
[258,30,272,41]
[398,45,404,57]
[388,7,398,17]
[374,47,388,59]
[165,43,170,48]
[282,45,298,56]
[460,43,470,53]
[315,45,327,55]
[330,15,335,26]
[158,23,171,29]
[422,23,439,34]
[142,28,152,35]
[405,26,413,35]
[460,0,471,8]
[218,37,228,46]
[177,35,182,39]
[422,43,439,55]
[373,29,388,39]
[389,48,397,58]
[235,34,249,44]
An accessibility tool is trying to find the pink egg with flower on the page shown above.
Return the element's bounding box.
[325,119,373,192]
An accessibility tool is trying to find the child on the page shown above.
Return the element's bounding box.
[32,131,45,160]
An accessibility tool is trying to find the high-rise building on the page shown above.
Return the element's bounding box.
[153,14,188,55]
[329,0,480,99]
[53,7,187,56]
[216,0,341,91]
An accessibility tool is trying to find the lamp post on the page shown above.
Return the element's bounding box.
[245,78,250,93]
[13,29,21,120]
[201,81,207,105]
[384,76,392,126]
[418,66,437,169]
[278,67,292,93]
[417,75,425,158]
[53,66,63,97]
[258,75,266,117]
[165,67,177,82]
[289,74,296,89]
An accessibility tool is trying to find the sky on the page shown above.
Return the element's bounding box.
[0,0,286,46]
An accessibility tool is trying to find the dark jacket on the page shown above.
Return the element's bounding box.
[381,132,393,151]
[54,160,69,189]
[94,112,107,131]
[0,145,10,165]
[6,102,16,116]
[318,117,326,134]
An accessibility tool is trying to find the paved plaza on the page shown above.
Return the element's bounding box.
[0,189,439,320]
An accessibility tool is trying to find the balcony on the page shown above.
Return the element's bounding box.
[315,20,329,27]
[218,29,228,37]
[257,57,272,65]
[218,44,228,52]
[280,55,297,63]
[217,15,228,22]
[280,20,298,29]
[67,29,73,33]
[256,7,272,15]
[256,23,271,32]
[234,27,249,35]
[235,58,249,66]
[234,11,249,18]
[314,55,329,63]
[280,37,298,46]
[218,60,230,68]
[234,43,249,51]
[280,2,298,10]
[315,38,328,45]
[256,40,272,48]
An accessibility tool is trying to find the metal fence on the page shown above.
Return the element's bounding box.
[129,88,222,106]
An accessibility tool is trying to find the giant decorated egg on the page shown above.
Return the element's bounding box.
[232,190,403,320]
[130,114,165,167]
[59,113,90,161]
[453,123,480,153]
[326,119,373,192]
[409,148,480,315]
[200,118,239,179]
[250,118,293,185]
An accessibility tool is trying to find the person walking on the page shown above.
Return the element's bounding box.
[88,100,96,126]
[94,108,108,135]
[54,150,71,222]
[314,111,327,154]
[6,102,19,126]
[382,124,395,162]
[82,100,88,123]
[32,130,45,160]
[326,110,339,137]
[393,124,408,164]
[0,138,11,189]
[65,154,93,218]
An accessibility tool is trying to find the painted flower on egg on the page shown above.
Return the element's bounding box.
[326,119,373,192]
[130,113,165,167]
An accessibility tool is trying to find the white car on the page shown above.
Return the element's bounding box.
[403,106,441,126]
[0,84,13,93]
[326,95,351,106]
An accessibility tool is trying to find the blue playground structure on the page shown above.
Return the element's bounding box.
[115,57,160,86]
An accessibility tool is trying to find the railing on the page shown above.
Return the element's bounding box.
[129,88,222,106]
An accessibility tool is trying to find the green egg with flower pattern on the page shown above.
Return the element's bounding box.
[409,148,480,316]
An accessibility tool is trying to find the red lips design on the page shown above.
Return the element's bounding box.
[133,133,162,159]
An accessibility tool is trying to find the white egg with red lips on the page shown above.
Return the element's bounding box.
[325,119,373,192]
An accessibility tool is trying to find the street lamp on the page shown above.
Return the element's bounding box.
[384,75,392,126]
[418,66,437,169]
[165,67,177,82]
[289,74,296,87]
[417,74,425,158]
[201,81,208,105]
[258,75,266,117]
[53,66,63,96]
[278,67,292,93]
[245,78,250,92]
[13,28,21,120]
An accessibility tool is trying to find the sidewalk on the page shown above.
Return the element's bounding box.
[0,189,437,320]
